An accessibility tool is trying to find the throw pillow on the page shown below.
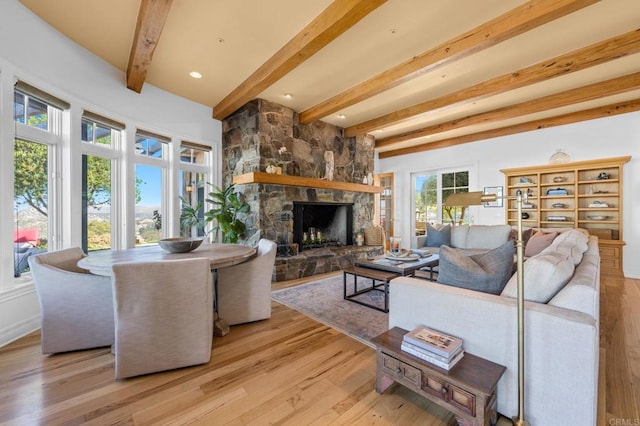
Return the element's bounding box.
[426,223,451,247]
[501,251,574,303]
[524,231,557,257]
[437,241,515,294]
[509,227,533,247]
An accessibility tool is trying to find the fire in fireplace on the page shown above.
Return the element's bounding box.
[293,202,353,250]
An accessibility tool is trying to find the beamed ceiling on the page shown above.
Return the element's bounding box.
[19,0,640,158]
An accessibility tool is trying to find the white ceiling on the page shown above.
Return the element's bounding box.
[18,0,640,156]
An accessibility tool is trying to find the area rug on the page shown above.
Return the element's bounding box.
[271,274,388,347]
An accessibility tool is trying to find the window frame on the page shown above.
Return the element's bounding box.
[410,164,475,239]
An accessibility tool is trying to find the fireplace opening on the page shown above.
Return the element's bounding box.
[293,202,353,250]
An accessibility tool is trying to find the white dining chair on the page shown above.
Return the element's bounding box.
[111,257,213,379]
[28,247,114,354]
[216,239,277,326]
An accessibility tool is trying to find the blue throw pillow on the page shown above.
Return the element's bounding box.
[426,223,451,247]
[437,240,515,294]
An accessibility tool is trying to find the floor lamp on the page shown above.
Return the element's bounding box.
[443,190,529,426]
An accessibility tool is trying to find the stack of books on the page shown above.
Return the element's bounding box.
[401,326,464,370]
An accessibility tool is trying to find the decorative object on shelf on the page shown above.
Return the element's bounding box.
[518,176,533,184]
[324,150,334,181]
[546,188,568,196]
[549,149,570,164]
[552,203,566,208]
[553,176,565,183]
[266,164,277,174]
[362,175,369,184]
[521,212,529,219]
[483,186,503,207]
[587,215,608,221]
[367,172,373,185]
[597,171,610,180]
[158,237,204,253]
[444,189,530,426]
[588,201,609,208]
[547,215,567,221]
[522,202,535,209]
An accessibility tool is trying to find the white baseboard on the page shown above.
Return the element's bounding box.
[0,315,39,348]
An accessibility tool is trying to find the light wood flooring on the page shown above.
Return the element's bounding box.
[0,271,637,425]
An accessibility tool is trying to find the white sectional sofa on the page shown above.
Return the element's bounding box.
[392,229,600,426]
[415,224,512,254]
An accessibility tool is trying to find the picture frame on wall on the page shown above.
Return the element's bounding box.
[483,186,503,207]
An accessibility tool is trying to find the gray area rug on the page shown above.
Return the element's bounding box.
[271,274,388,347]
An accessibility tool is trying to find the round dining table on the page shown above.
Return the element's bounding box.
[78,243,256,276]
[78,243,256,337]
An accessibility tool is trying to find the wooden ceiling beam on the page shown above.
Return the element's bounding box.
[212,0,387,121]
[299,0,599,124]
[378,98,640,159]
[126,0,174,93]
[376,72,640,147]
[346,28,640,137]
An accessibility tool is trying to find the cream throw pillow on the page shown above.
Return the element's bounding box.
[501,250,574,303]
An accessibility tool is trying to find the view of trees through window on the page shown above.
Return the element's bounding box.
[414,170,469,235]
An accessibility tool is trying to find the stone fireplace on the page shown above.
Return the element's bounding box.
[221,99,382,281]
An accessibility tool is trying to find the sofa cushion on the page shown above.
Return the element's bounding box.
[542,229,589,265]
[426,223,451,247]
[466,225,512,249]
[501,250,574,303]
[524,230,557,257]
[437,241,515,294]
[450,225,469,248]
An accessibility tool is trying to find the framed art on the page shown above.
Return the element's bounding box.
[483,186,503,207]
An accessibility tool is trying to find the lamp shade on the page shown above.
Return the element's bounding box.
[443,191,497,207]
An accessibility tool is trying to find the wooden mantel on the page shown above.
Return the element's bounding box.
[233,172,382,194]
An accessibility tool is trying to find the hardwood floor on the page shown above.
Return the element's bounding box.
[0,271,637,425]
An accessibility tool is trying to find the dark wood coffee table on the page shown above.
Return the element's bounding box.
[372,327,506,426]
[355,253,439,278]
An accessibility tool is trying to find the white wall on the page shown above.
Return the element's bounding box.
[0,0,222,347]
[378,112,640,278]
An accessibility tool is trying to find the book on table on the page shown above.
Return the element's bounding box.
[401,340,463,363]
[402,325,463,359]
[400,342,465,370]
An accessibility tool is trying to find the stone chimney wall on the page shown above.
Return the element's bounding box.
[221,99,376,247]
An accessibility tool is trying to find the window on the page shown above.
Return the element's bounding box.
[179,142,211,237]
[412,168,470,235]
[80,112,124,252]
[134,130,169,246]
[11,82,66,282]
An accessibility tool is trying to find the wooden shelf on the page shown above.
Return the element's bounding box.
[502,155,630,275]
[233,172,382,194]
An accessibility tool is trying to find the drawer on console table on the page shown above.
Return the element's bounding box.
[380,352,421,387]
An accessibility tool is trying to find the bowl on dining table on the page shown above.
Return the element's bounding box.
[158,237,204,253]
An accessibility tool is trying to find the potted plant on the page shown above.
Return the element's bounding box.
[180,183,250,243]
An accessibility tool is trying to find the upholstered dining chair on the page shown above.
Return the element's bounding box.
[216,238,277,326]
[28,247,114,354]
[111,257,213,379]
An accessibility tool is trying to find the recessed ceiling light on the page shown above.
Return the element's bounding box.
[283,93,293,99]
[217,37,225,44]
[337,114,346,119]
[189,71,202,79]
[389,28,398,34]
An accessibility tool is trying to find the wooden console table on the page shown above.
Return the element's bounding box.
[371,327,506,426]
